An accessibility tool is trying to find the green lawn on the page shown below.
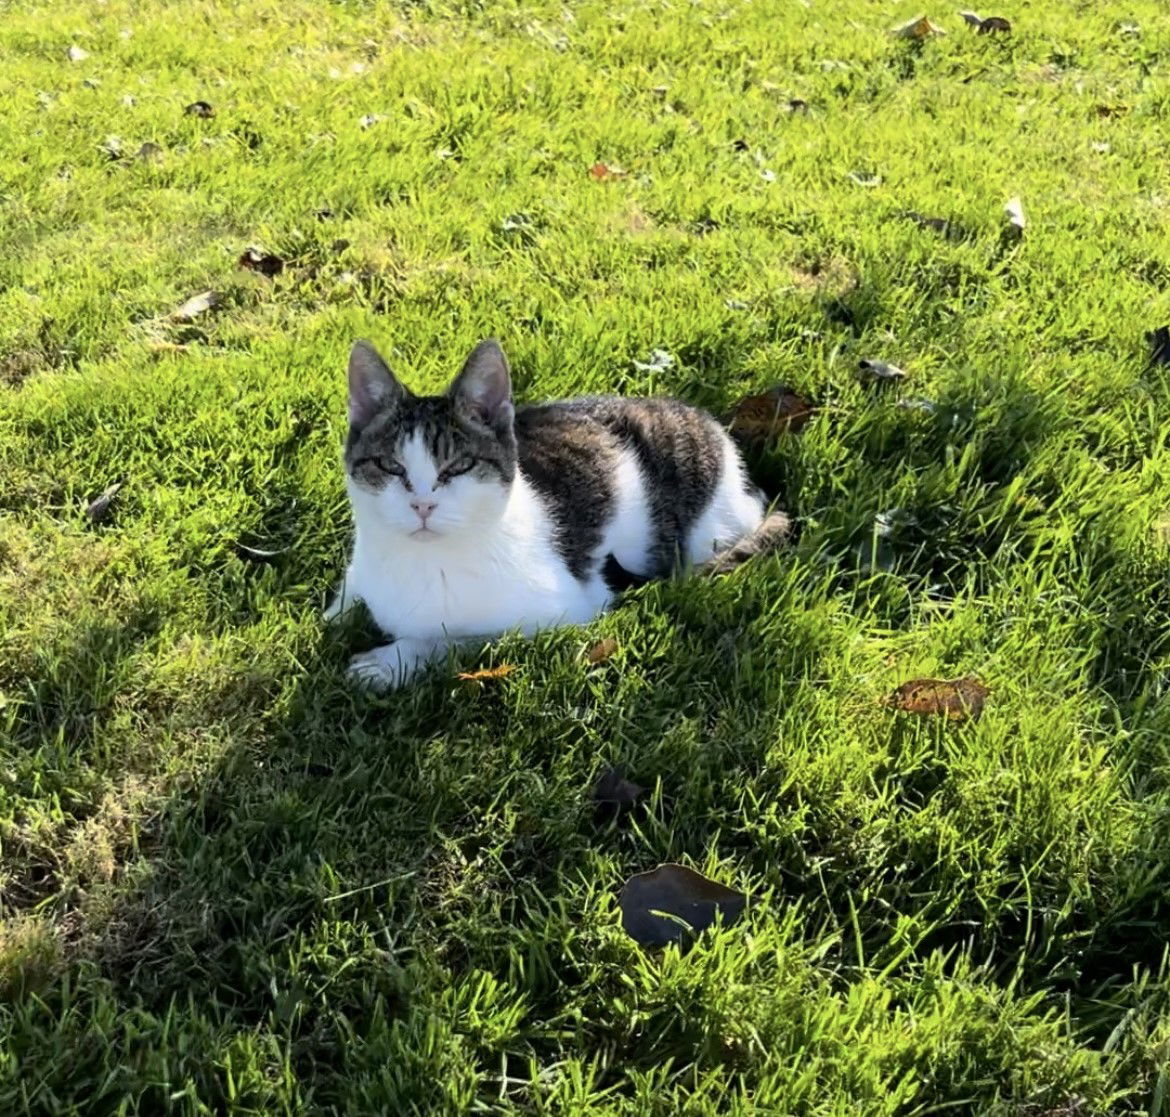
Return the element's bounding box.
[3,0,1170,1112]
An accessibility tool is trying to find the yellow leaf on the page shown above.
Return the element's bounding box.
[457,664,517,682]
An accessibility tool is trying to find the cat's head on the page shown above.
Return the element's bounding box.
[343,339,517,542]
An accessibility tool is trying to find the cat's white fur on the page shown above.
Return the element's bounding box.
[328,427,764,691]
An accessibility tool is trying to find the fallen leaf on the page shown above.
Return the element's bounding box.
[902,210,951,234]
[887,676,990,720]
[632,348,674,373]
[592,767,646,821]
[135,141,163,162]
[897,397,938,414]
[619,864,747,947]
[238,247,285,278]
[978,15,1011,33]
[587,637,619,664]
[233,541,291,563]
[858,358,907,382]
[185,100,215,118]
[1148,326,1170,366]
[85,480,124,523]
[170,290,220,321]
[894,16,947,39]
[1004,196,1026,235]
[67,45,90,62]
[725,386,816,440]
[457,664,517,682]
[590,161,627,181]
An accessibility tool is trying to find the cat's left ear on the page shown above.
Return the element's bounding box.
[450,339,514,430]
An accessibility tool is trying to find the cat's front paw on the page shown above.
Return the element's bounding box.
[345,639,436,692]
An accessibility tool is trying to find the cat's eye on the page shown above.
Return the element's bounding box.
[437,456,475,484]
[375,457,406,477]
[353,455,406,480]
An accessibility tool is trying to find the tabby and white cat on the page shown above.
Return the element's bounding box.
[326,339,789,689]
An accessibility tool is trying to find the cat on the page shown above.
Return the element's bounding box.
[325,338,790,689]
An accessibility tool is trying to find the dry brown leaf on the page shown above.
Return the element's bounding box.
[725,386,816,441]
[457,664,517,682]
[887,676,990,721]
[587,637,619,664]
[238,247,285,278]
[170,291,220,321]
[590,161,627,181]
[894,16,947,39]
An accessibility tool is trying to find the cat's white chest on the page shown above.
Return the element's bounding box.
[346,478,610,641]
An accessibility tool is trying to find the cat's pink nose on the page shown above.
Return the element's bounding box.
[410,499,438,521]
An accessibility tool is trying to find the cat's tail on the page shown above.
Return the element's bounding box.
[702,510,793,576]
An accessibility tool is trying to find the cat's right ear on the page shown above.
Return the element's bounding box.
[348,341,406,428]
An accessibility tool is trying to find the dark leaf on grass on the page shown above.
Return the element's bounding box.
[887,676,990,721]
[238,247,284,278]
[731,138,750,152]
[1148,326,1170,366]
[85,480,124,523]
[725,386,815,441]
[620,864,747,947]
[902,210,951,234]
[858,358,907,382]
[170,290,220,321]
[233,541,292,563]
[185,100,215,118]
[592,767,646,822]
[978,16,1011,33]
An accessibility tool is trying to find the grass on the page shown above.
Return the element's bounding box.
[2,0,1170,1111]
